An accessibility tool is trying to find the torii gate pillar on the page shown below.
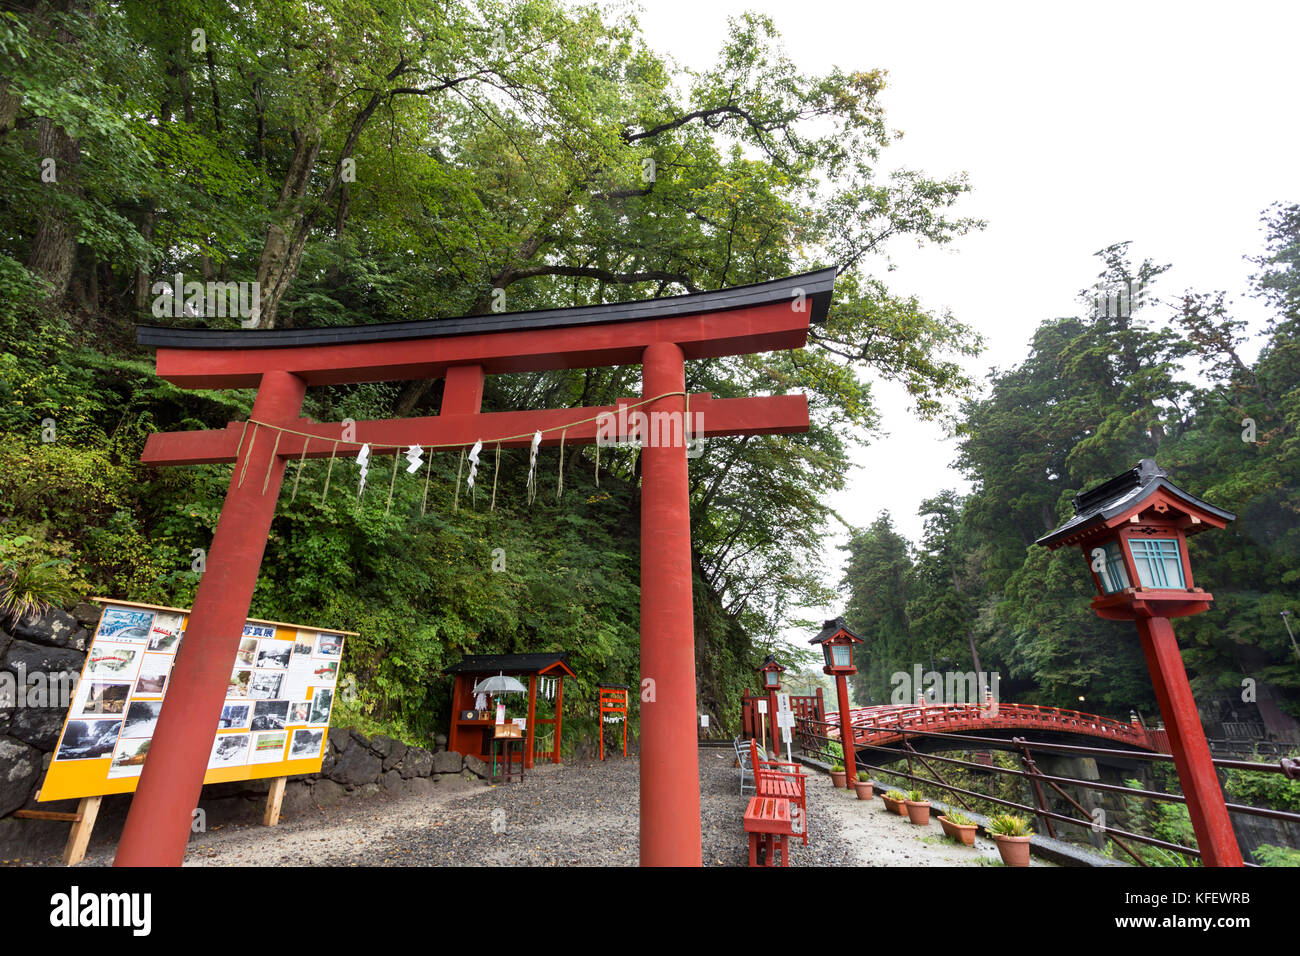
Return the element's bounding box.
[116,370,306,866]
[638,342,701,866]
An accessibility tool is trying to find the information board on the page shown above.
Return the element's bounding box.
[38,599,354,802]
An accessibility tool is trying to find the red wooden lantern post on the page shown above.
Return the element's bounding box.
[1037,459,1243,867]
[758,654,785,752]
[810,618,863,787]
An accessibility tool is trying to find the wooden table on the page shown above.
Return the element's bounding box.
[491,734,526,784]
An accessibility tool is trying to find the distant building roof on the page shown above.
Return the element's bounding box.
[444,653,575,677]
[1036,458,1236,549]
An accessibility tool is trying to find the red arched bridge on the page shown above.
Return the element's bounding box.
[819,702,1170,753]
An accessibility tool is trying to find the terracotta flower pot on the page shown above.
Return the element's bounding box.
[853,780,874,800]
[938,815,977,846]
[993,833,1032,866]
[882,794,907,815]
[905,799,931,825]
[830,770,847,788]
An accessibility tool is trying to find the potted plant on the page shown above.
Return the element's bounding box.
[852,771,873,800]
[938,809,978,846]
[905,788,931,825]
[988,813,1033,866]
[882,789,908,815]
[830,762,847,788]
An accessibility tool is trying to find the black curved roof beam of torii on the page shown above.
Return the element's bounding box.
[135,268,837,389]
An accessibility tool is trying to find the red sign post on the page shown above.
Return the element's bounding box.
[116,270,834,867]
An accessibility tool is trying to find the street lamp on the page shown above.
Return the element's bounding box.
[1037,458,1243,866]
[756,654,786,752]
[758,654,785,690]
[810,617,863,788]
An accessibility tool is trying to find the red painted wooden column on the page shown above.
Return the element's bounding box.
[115,370,307,867]
[525,676,537,770]
[1136,617,1243,866]
[768,689,779,753]
[441,364,485,416]
[553,677,563,764]
[834,674,857,787]
[639,341,702,866]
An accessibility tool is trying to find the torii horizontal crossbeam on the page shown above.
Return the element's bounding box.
[140,269,835,389]
[141,393,808,466]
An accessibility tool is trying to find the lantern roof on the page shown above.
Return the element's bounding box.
[758,653,785,672]
[809,616,863,645]
[1036,459,1235,550]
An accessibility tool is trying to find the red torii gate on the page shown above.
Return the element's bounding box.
[115,269,835,867]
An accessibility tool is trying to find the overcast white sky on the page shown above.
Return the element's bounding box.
[635,0,1298,643]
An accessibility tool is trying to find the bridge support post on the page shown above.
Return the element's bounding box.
[1137,616,1243,867]
[834,674,856,787]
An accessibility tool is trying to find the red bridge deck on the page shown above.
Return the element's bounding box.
[821,702,1168,753]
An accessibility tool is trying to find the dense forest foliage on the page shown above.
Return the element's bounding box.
[842,210,1300,736]
[0,1,985,746]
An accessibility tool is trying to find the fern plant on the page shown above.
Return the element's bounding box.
[0,533,78,622]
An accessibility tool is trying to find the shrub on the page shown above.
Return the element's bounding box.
[0,532,82,620]
[988,813,1031,836]
[1253,844,1300,867]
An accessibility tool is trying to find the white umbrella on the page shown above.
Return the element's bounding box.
[473,673,528,695]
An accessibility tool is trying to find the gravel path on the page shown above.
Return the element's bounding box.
[60,748,1034,866]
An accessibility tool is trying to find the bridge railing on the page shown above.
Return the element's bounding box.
[825,701,1156,750]
[793,713,1300,866]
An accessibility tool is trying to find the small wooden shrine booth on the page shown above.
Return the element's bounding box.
[446,653,575,768]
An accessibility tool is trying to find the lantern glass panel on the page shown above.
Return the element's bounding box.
[1128,538,1185,589]
[1096,541,1130,594]
[764,670,779,687]
[831,644,852,667]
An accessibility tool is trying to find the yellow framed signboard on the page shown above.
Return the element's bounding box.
[38,599,356,802]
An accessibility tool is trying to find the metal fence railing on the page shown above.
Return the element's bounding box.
[794,714,1300,867]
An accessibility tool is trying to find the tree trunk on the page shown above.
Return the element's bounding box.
[133,208,155,312]
[0,80,20,139]
[253,128,322,328]
[27,116,80,305]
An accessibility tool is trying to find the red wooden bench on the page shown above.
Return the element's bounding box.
[743,796,795,867]
[749,738,808,844]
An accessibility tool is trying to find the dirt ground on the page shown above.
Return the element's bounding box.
[38,749,1046,866]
